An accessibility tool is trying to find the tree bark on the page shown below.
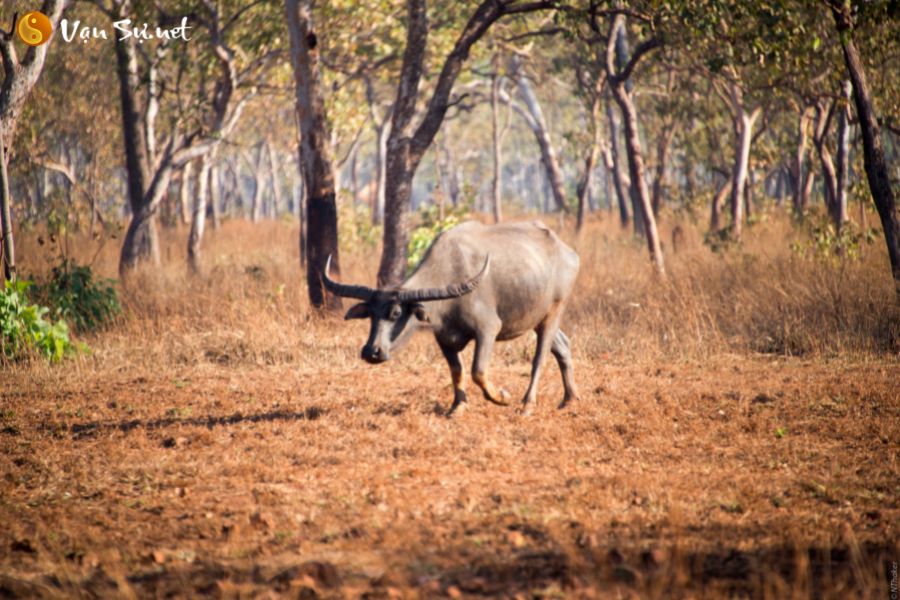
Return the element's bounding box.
[576,91,602,235]
[376,0,556,287]
[792,106,813,219]
[834,80,851,231]
[0,0,68,280]
[512,58,568,214]
[0,142,14,280]
[286,0,342,309]
[114,15,158,272]
[651,124,676,217]
[811,98,839,223]
[244,145,266,223]
[605,15,664,274]
[179,162,193,226]
[604,101,631,228]
[365,79,393,225]
[187,154,211,273]
[710,178,732,232]
[210,163,221,229]
[725,80,761,241]
[267,140,282,219]
[830,3,900,293]
[490,58,504,224]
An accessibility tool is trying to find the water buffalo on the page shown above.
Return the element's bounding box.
[322,220,580,416]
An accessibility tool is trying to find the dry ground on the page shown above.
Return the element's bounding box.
[1,215,899,598]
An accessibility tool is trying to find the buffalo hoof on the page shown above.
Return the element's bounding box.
[484,388,511,406]
[518,402,535,417]
[447,400,467,418]
[557,395,577,410]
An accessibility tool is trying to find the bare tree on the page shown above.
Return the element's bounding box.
[187,153,212,272]
[827,1,900,294]
[600,13,664,274]
[0,0,69,280]
[812,97,840,225]
[285,0,342,309]
[714,73,761,241]
[834,80,851,232]
[490,54,512,224]
[376,0,557,287]
[508,55,568,215]
[791,105,814,218]
[111,0,260,275]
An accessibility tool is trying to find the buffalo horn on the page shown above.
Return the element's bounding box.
[396,255,490,302]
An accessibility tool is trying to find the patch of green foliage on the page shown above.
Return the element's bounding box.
[406,203,470,274]
[36,260,121,332]
[0,280,73,362]
[339,200,381,254]
[789,215,879,262]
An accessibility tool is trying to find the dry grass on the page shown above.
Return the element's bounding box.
[2,211,898,598]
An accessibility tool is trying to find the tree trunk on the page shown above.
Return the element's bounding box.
[0,143,14,280]
[0,0,67,281]
[349,140,360,206]
[267,140,282,218]
[490,60,503,224]
[812,98,839,225]
[830,7,900,292]
[576,93,602,235]
[651,125,676,217]
[115,27,158,273]
[286,0,342,310]
[604,15,663,273]
[612,83,664,273]
[710,178,732,232]
[605,101,631,228]
[513,63,568,214]
[744,167,754,222]
[792,106,813,219]
[377,0,554,286]
[179,162,193,226]
[296,172,308,266]
[249,145,265,223]
[728,102,760,240]
[834,80,851,232]
[187,155,211,273]
[210,164,221,229]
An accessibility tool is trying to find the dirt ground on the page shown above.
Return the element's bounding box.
[2,340,898,598]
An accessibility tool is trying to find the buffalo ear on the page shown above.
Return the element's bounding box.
[344,303,370,320]
[412,304,430,322]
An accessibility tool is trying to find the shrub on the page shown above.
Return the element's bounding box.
[38,260,121,332]
[0,280,73,362]
[789,216,879,262]
[407,204,470,273]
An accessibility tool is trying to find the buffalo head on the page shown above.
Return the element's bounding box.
[321,255,490,364]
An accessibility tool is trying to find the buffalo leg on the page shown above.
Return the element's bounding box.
[551,329,579,409]
[471,325,510,406]
[521,311,562,415]
[440,343,468,416]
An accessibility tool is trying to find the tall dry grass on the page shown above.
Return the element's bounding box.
[12,207,900,368]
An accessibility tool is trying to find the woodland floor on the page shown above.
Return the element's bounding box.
[1,343,898,598]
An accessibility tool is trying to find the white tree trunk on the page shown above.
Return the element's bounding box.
[187,155,212,272]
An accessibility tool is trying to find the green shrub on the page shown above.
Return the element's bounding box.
[0,280,73,362]
[789,215,879,262]
[38,260,121,332]
[338,201,382,254]
[406,204,470,273]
